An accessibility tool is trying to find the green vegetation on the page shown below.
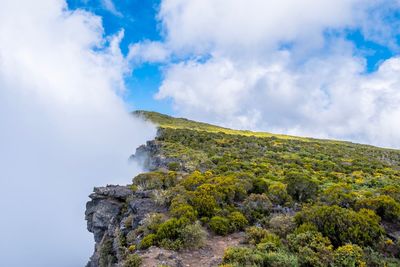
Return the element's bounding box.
[123,254,142,267]
[127,111,400,266]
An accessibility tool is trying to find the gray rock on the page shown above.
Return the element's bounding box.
[85,185,166,267]
[91,185,133,200]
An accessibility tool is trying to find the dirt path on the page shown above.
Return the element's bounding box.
[139,232,244,267]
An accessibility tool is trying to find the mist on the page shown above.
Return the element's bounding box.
[0,1,156,266]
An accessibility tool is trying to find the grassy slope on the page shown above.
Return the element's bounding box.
[133,110,398,152]
[128,110,400,266]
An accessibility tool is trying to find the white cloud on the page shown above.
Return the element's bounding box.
[152,0,400,148]
[0,0,155,266]
[128,40,170,63]
[158,0,373,57]
[101,0,123,17]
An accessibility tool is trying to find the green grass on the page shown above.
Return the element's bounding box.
[133,110,399,152]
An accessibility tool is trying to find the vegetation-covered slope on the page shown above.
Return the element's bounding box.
[90,111,400,267]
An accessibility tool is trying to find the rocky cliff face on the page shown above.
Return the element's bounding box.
[85,136,172,267]
[85,185,166,267]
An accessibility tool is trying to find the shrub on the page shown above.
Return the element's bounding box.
[156,218,188,242]
[293,223,318,235]
[212,175,251,203]
[252,177,269,194]
[268,215,296,238]
[139,213,165,235]
[170,199,197,221]
[228,211,248,232]
[256,232,282,252]
[222,247,266,266]
[379,185,400,202]
[99,238,117,267]
[356,195,400,222]
[285,171,318,202]
[123,254,142,267]
[320,183,357,208]
[245,226,271,245]
[288,231,334,267]
[180,221,207,248]
[191,184,221,217]
[133,171,178,190]
[181,171,207,190]
[242,193,272,221]
[268,182,292,206]
[263,251,299,267]
[223,247,299,267]
[139,234,156,249]
[132,172,164,190]
[334,244,365,267]
[295,205,384,247]
[168,162,180,171]
[209,216,231,235]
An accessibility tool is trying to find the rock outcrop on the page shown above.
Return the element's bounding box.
[85,185,166,267]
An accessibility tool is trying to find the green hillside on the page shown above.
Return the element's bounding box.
[126,110,400,266]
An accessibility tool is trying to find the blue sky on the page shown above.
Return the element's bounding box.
[65,0,400,148]
[66,0,399,115]
[68,0,174,114]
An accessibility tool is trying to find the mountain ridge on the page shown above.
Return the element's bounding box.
[86,111,400,267]
[133,110,399,152]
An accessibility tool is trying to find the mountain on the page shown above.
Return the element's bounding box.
[85,111,400,267]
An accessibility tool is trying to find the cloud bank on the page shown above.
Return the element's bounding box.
[0,0,155,266]
[133,0,400,148]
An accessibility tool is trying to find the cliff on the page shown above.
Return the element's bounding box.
[85,111,400,267]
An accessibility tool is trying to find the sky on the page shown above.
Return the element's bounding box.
[65,0,400,149]
[1,1,400,266]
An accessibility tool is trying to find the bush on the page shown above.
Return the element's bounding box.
[245,226,271,245]
[334,244,365,267]
[320,183,357,208]
[268,182,292,206]
[222,247,299,267]
[99,238,117,267]
[133,171,178,190]
[123,254,142,267]
[132,172,164,190]
[295,205,384,247]
[180,221,207,248]
[252,177,269,194]
[268,215,296,238]
[285,171,318,202]
[170,198,197,221]
[293,223,318,235]
[181,171,207,190]
[356,195,400,222]
[222,247,266,266]
[211,175,251,203]
[156,218,188,240]
[138,213,165,236]
[209,216,231,235]
[139,234,156,249]
[263,251,299,267]
[168,162,180,171]
[242,194,272,221]
[256,232,282,252]
[191,184,221,217]
[228,211,248,232]
[288,231,334,267]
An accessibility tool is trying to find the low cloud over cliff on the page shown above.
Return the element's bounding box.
[0,1,155,266]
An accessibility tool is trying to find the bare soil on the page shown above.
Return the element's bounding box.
[139,232,245,267]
